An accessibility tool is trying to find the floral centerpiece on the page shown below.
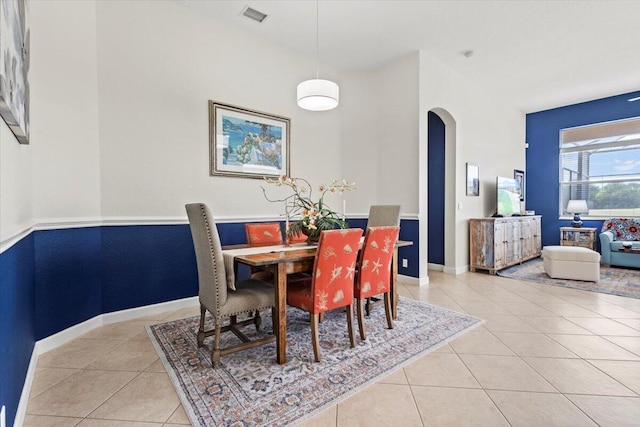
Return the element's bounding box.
[262,176,357,243]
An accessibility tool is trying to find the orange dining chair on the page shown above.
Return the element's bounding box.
[286,228,363,362]
[245,222,284,247]
[354,226,400,340]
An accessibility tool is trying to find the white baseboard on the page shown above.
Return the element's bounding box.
[16,296,199,427]
[427,263,444,271]
[443,265,469,275]
[398,274,429,286]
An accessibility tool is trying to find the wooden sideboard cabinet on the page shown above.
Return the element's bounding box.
[469,216,542,274]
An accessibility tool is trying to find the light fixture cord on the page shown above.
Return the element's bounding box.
[315,0,319,79]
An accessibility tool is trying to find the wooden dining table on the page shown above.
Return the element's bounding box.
[228,240,412,364]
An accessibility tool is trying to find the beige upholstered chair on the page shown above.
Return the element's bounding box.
[367,205,401,228]
[365,205,401,316]
[185,203,276,368]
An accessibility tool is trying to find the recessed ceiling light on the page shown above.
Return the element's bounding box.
[628,96,640,102]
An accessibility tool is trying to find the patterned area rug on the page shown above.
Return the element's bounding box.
[147,297,481,426]
[498,258,640,298]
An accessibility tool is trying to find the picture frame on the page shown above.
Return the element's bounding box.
[0,0,30,144]
[466,163,479,196]
[209,101,290,179]
[514,169,525,201]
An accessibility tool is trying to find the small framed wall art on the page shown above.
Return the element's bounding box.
[209,100,290,179]
[514,169,525,201]
[466,163,479,196]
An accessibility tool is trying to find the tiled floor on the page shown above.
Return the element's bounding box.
[24,271,640,426]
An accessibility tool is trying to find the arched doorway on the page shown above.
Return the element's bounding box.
[427,108,456,273]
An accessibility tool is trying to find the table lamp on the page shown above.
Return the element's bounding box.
[567,200,588,228]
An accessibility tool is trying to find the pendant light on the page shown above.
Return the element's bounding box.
[297,0,339,111]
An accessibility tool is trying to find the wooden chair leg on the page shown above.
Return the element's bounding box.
[311,313,321,362]
[365,297,372,317]
[383,292,394,330]
[254,310,262,332]
[197,305,206,346]
[346,304,355,348]
[356,298,366,340]
[212,324,222,368]
[271,307,277,338]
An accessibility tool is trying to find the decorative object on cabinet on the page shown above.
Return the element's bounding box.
[469,216,542,274]
[209,101,290,179]
[466,163,479,196]
[566,199,588,228]
[560,227,596,250]
[0,0,30,144]
[513,169,525,201]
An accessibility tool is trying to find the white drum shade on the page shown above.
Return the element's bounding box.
[297,79,339,111]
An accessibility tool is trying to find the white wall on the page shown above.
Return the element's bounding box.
[95,0,344,220]
[30,0,101,223]
[419,53,525,274]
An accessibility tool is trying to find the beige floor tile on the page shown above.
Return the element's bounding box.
[27,370,137,417]
[377,366,408,384]
[613,318,640,331]
[23,414,82,427]
[404,353,479,388]
[459,354,555,392]
[76,420,161,426]
[85,340,158,371]
[518,316,592,335]
[412,386,509,426]
[299,405,337,427]
[538,303,603,317]
[492,332,579,358]
[431,342,455,353]
[165,405,191,425]
[37,339,122,369]
[549,334,640,360]
[481,315,539,333]
[449,330,515,356]
[565,317,640,336]
[499,302,557,316]
[566,395,640,427]
[523,357,636,396]
[80,320,158,341]
[587,360,640,395]
[89,372,180,423]
[158,306,200,322]
[336,383,422,426]
[576,304,640,319]
[455,301,511,316]
[29,367,78,398]
[144,358,168,373]
[602,335,640,356]
[488,390,597,427]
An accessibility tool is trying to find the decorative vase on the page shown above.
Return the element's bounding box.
[301,227,320,244]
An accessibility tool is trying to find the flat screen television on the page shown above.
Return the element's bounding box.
[496,176,521,216]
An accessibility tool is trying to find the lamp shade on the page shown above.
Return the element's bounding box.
[297,79,339,111]
[566,199,588,214]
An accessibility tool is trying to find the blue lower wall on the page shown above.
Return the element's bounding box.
[526,90,640,246]
[0,218,419,425]
[0,235,36,427]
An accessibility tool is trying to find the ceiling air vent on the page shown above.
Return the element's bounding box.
[241,6,268,23]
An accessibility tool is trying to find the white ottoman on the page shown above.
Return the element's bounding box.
[542,246,600,281]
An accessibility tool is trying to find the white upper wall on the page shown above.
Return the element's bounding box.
[95,0,344,220]
[31,0,101,223]
[419,53,525,272]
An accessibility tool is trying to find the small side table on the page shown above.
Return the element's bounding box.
[560,227,597,250]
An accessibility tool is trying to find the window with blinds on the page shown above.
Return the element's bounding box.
[560,117,640,218]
